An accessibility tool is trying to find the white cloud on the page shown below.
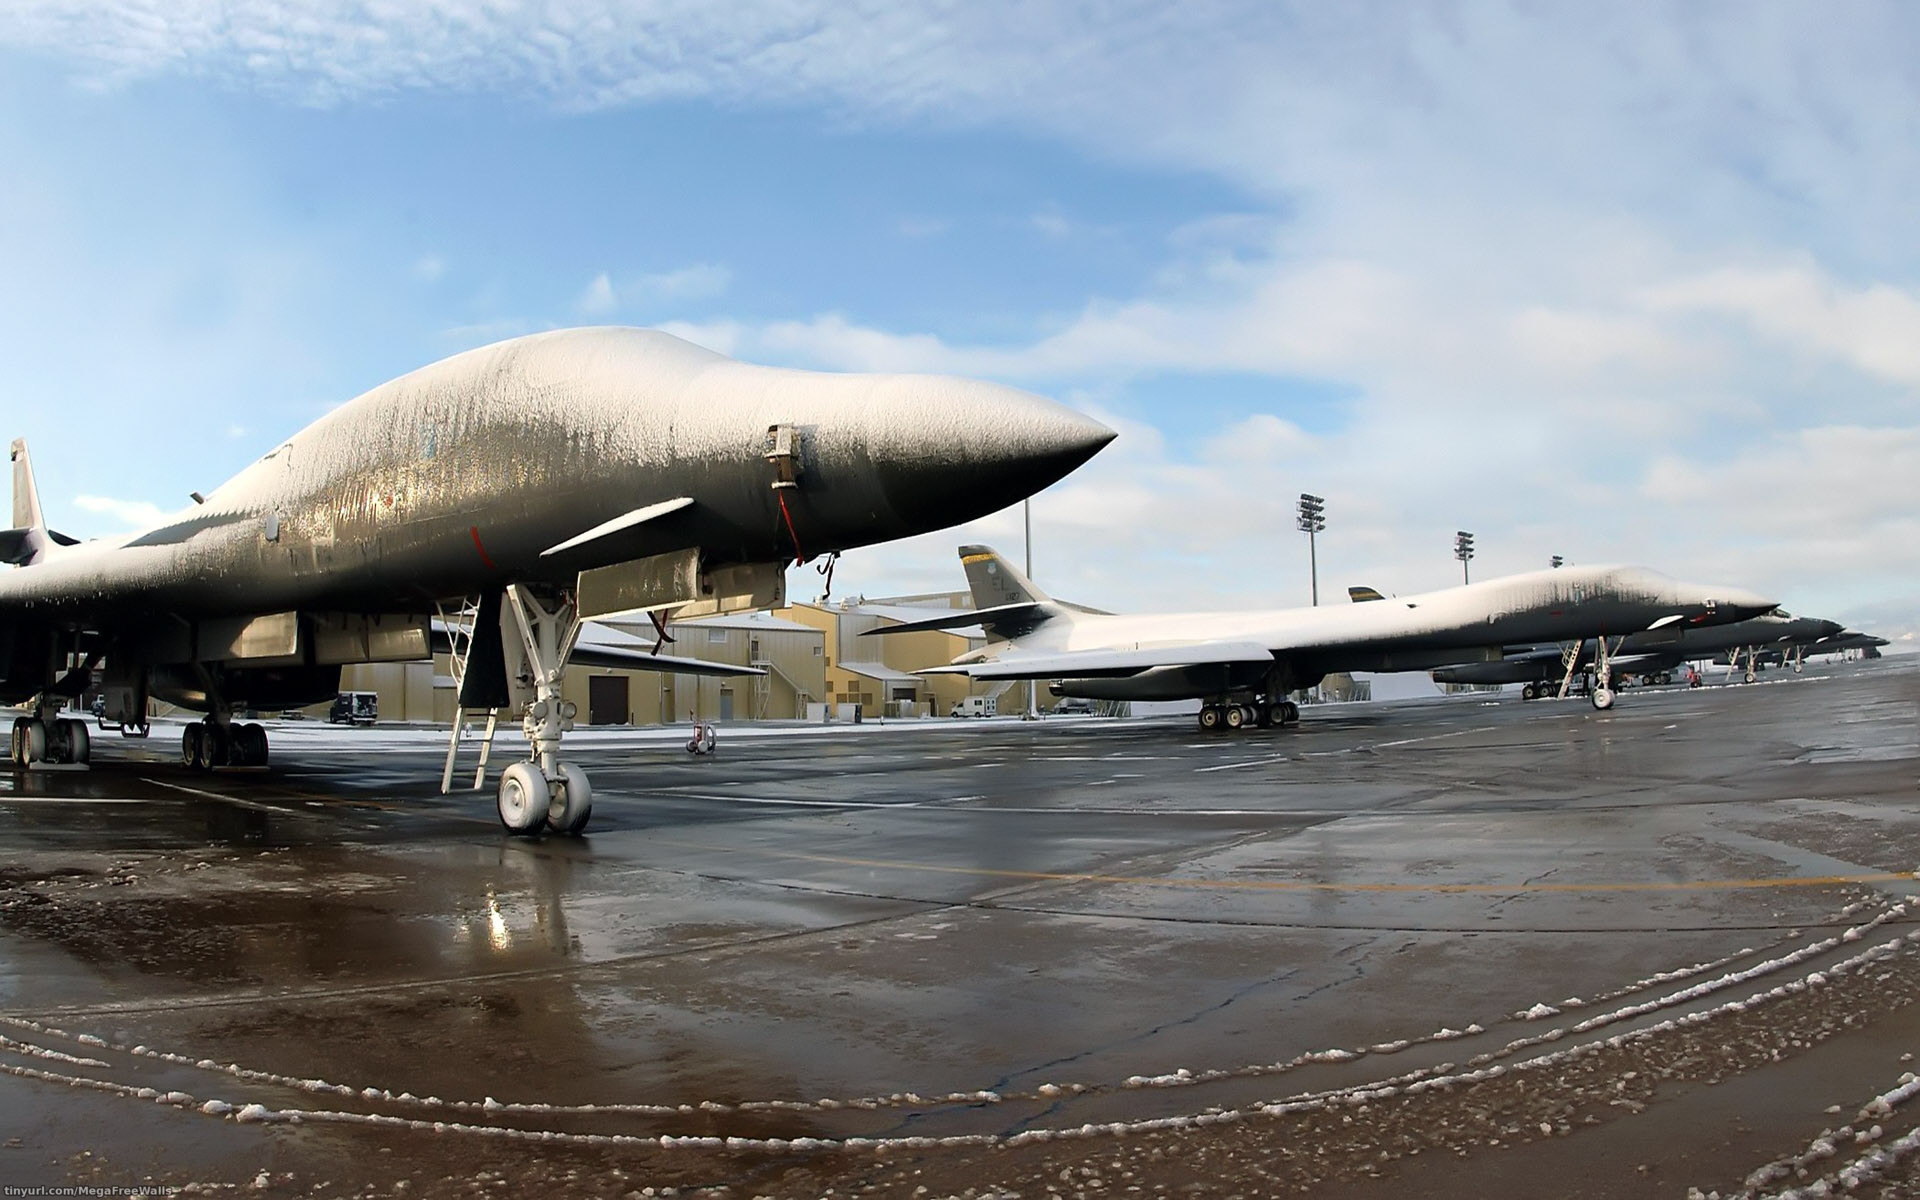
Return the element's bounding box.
[575,263,730,317]
[72,492,168,530]
[576,271,617,316]
[1643,264,1920,386]
[411,254,446,282]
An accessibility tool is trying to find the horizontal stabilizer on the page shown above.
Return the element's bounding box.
[922,639,1274,681]
[860,601,1048,636]
[0,526,78,565]
[0,528,32,565]
[541,496,695,559]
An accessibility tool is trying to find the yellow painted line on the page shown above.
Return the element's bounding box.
[650,837,1918,895]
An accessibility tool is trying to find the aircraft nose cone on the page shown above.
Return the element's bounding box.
[866,377,1115,534]
[1720,588,1778,621]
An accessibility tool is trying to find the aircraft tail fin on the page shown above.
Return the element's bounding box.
[2,439,78,565]
[12,439,43,532]
[1348,585,1386,603]
[958,545,1053,609]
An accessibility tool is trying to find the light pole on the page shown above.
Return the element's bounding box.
[1454,530,1475,585]
[1297,493,1326,606]
[1024,499,1038,720]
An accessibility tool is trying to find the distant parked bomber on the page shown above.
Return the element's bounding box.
[2,328,1114,833]
[1430,610,1845,696]
[866,547,1776,732]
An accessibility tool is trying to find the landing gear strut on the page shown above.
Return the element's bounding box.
[498,585,593,837]
[1590,635,1619,711]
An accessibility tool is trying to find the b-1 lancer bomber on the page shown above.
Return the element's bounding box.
[1429,609,1845,697]
[2,328,1114,833]
[866,546,1776,732]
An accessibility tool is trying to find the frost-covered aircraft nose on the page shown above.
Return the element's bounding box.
[832,374,1116,540]
[1709,586,1779,624]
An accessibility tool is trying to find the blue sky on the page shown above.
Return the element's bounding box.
[2,3,1916,646]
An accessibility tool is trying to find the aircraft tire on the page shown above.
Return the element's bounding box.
[1592,687,1615,711]
[1521,683,1536,701]
[1224,705,1245,730]
[1255,703,1274,728]
[1280,701,1300,725]
[1744,670,1756,684]
[204,724,231,769]
[231,723,267,767]
[182,723,204,770]
[497,762,550,835]
[548,762,593,835]
[60,719,89,765]
[1197,705,1223,732]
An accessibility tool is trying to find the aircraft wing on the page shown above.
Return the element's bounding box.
[567,643,765,677]
[922,640,1274,680]
[861,601,1048,635]
[430,620,764,678]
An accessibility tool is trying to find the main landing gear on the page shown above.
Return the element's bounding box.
[181,717,270,770]
[1197,699,1299,733]
[496,585,593,837]
[8,706,91,768]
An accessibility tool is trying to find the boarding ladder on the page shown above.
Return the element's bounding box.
[437,597,502,793]
[1554,639,1586,699]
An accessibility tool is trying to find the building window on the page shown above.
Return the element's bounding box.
[707,629,729,644]
[813,646,823,656]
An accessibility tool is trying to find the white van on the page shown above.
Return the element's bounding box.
[950,696,997,718]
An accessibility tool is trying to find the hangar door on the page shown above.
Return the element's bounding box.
[588,676,629,726]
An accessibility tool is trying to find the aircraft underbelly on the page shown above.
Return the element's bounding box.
[1054,662,1271,701]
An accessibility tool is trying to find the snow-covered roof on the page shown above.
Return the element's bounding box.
[836,660,921,685]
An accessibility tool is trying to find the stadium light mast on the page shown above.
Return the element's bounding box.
[1297,494,1326,606]
[1454,530,1475,585]
[1024,499,1038,720]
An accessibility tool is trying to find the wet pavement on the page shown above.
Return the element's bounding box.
[2,658,1918,1198]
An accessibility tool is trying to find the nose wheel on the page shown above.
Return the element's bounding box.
[494,585,596,837]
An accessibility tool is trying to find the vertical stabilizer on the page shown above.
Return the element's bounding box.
[11,439,43,532]
[958,545,1053,609]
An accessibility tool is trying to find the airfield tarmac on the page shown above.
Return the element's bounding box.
[1,658,1917,1199]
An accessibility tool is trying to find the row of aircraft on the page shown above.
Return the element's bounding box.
[0,326,1881,831]
[860,545,1876,732]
